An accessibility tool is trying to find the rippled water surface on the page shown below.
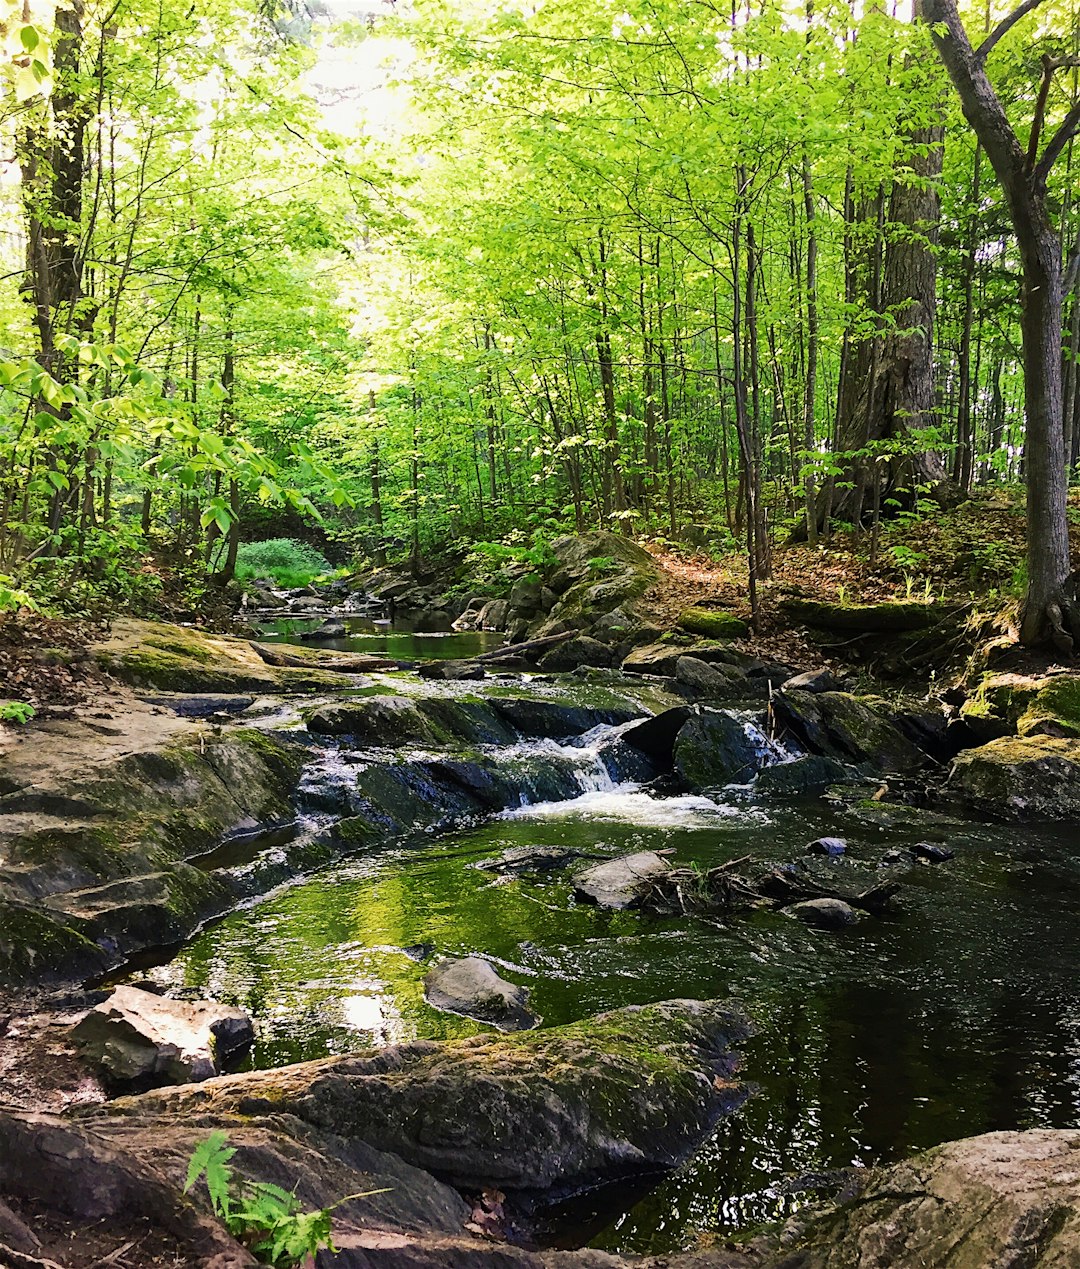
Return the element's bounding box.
[143,771,1080,1252]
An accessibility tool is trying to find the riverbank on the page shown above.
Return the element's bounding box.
[3,571,1080,1265]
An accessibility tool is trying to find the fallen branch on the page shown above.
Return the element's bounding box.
[469,630,575,665]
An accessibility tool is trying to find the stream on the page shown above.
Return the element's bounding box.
[127,629,1080,1254]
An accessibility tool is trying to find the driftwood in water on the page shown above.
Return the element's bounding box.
[470,630,575,665]
[639,852,904,919]
[755,868,901,915]
[249,642,399,673]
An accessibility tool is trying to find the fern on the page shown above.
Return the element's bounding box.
[185,1132,389,1268]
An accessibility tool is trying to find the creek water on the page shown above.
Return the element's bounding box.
[134,634,1080,1254]
[258,613,503,661]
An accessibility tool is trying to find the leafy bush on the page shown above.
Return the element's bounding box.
[185,1130,388,1268]
[234,539,332,588]
[0,701,35,724]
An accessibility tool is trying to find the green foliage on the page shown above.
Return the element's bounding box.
[234,539,332,588]
[184,1130,368,1268]
[0,577,37,614]
[0,701,35,724]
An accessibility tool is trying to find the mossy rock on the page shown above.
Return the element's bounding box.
[780,597,947,633]
[961,672,1080,739]
[673,709,761,790]
[96,998,750,1197]
[773,690,926,774]
[949,735,1080,820]
[677,607,749,639]
[92,619,351,694]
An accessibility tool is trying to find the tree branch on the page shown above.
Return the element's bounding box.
[1035,102,1080,184]
[976,0,1048,62]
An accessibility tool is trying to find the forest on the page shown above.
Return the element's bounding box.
[3,1,1080,1267]
[1,0,1078,643]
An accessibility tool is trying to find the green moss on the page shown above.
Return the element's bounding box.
[677,608,749,639]
[781,597,945,633]
[960,672,1080,738]
[0,899,106,988]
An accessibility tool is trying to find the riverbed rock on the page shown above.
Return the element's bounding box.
[424,957,537,1032]
[673,709,761,789]
[71,985,254,1088]
[91,619,351,693]
[674,657,745,700]
[0,710,304,988]
[784,1129,1080,1268]
[948,735,1080,820]
[620,706,694,766]
[306,697,439,744]
[573,851,672,909]
[785,898,860,928]
[538,635,615,671]
[960,670,1080,739]
[782,669,838,694]
[301,616,346,639]
[806,836,846,857]
[772,690,926,774]
[754,754,855,797]
[92,998,749,1198]
[489,696,642,740]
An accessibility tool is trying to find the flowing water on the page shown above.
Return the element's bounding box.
[131,632,1080,1254]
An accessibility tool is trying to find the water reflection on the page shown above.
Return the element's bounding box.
[258,614,504,661]
[138,798,1080,1253]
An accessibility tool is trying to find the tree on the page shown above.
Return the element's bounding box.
[923,0,1080,649]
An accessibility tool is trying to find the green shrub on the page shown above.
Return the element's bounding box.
[235,539,332,588]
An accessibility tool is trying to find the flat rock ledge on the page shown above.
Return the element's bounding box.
[88,998,750,1195]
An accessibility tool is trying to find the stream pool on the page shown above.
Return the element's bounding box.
[136,772,1080,1252]
[257,613,503,661]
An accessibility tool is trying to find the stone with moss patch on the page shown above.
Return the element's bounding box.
[677,607,749,639]
[781,597,948,633]
[961,671,1080,740]
[949,735,1080,820]
[94,997,749,1197]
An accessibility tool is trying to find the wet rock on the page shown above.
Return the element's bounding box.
[142,694,255,718]
[477,599,510,631]
[677,607,749,639]
[71,986,253,1089]
[539,635,615,671]
[94,998,750,1197]
[782,669,838,694]
[306,697,438,744]
[619,706,694,766]
[673,709,761,790]
[754,755,855,797]
[490,697,641,740]
[573,851,671,909]
[674,657,745,699]
[948,736,1080,820]
[424,957,537,1032]
[785,898,860,928]
[912,841,954,863]
[785,1129,1080,1268]
[301,617,346,640]
[508,576,544,616]
[772,690,926,774]
[416,659,486,681]
[806,836,846,857]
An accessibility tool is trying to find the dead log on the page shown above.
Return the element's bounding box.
[469,630,575,665]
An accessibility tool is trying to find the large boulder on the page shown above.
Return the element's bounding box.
[306,697,439,744]
[673,709,762,789]
[785,1129,1080,1267]
[423,957,537,1032]
[754,754,855,797]
[93,999,750,1197]
[620,706,694,766]
[538,635,615,671]
[960,670,1080,739]
[573,851,672,909]
[674,657,746,700]
[71,985,253,1089]
[536,534,658,638]
[772,690,926,774]
[948,735,1080,820]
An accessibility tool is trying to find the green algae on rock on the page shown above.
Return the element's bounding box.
[948,734,1080,820]
[676,607,749,639]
